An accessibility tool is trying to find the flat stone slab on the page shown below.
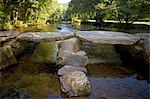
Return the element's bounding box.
[76,31,140,45]
[17,32,75,42]
[0,31,20,42]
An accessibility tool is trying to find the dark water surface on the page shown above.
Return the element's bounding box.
[0,23,149,99]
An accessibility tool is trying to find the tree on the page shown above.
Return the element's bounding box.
[66,0,99,22]
[0,0,63,28]
[109,0,150,23]
[66,0,111,23]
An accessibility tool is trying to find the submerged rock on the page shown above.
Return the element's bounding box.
[31,42,58,64]
[60,71,91,97]
[58,65,87,76]
[0,46,17,70]
[57,50,88,67]
[76,31,140,45]
[82,42,122,64]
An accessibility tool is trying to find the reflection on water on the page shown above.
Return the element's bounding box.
[14,23,73,33]
[88,76,149,99]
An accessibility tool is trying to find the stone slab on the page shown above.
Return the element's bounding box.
[76,31,140,45]
[0,31,20,42]
[17,32,75,42]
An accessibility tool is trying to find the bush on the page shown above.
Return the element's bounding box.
[4,22,13,30]
[13,20,26,28]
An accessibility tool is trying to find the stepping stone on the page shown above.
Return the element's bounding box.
[58,65,87,76]
[59,71,91,97]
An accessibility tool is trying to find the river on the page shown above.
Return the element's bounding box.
[0,23,149,99]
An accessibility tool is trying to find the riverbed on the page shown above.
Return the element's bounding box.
[0,23,149,99]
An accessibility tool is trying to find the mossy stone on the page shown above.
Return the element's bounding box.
[31,42,58,64]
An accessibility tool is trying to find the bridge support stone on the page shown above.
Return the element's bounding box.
[57,38,91,97]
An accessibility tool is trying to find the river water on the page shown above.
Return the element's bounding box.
[0,23,149,99]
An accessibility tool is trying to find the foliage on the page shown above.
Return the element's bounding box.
[0,0,63,29]
[66,0,150,24]
[109,0,150,23]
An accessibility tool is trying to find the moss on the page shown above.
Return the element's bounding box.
[84,83,91,95]
[31,42,58,64]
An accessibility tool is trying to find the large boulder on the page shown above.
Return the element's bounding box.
[0,46,17,70]
[57,65,87,76]
[31,42,58,64]
[76,31,140,45]
[58,38,82,52]
[59,71,91,97]
[57,50,88,67]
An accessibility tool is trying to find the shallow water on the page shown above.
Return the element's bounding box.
[0,23,150,99]
[88,76,149,99]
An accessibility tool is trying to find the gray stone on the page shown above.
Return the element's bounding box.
[0,46,17,70]
[58,38,81,52]
[17,32,75,42]
[57,50,88,67]
[0,31,20,43]
[135,33,150,64]
[135,33,150,40]
[60,71,91,97]
[76,31,140,45]
[58,65,87,76]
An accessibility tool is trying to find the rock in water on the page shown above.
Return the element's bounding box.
[57,65,87,76]
[57,50,88,67]
[135,33,150,64]
[60,71,91,97]
[0,46,17,70]
[58,38,81,52]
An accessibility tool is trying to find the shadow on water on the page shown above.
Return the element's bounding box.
[0,22,150,99]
